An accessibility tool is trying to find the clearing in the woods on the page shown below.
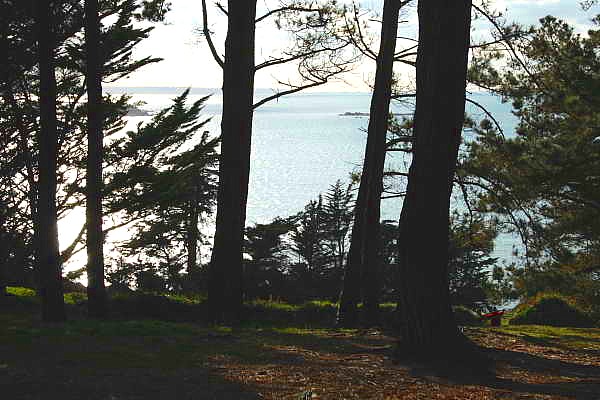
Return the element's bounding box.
[2,292,599,399]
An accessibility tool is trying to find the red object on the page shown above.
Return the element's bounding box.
[482,310,505,327]
[482,310,505,319]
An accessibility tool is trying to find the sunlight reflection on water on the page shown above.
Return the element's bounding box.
[60,90,522,270]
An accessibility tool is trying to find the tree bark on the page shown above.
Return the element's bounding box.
[395,0,472,360]
[85,0,107,318]
[36,0,66,322]
[208,0,257,323]
[337,0,401,327]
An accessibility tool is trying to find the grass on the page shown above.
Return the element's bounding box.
[494,324,600,351]
[3,287,600,399]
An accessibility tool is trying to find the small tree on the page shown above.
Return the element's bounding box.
[448,213,498,311]
[109,91,218,291]
[243,218,294,300]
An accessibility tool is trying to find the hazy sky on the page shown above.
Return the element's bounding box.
[113,0,597,91]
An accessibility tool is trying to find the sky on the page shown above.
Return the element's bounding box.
[112,0,596,91]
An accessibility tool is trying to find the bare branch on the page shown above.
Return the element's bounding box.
[253,79,328,109]
[255,5,321,24]
[60,224,86,263]
[255,43,348,71]
[465,97,506,139]
[215,1,228,16]
[201,0,224,68]
[349,3,377,60]
[471,4,534,82]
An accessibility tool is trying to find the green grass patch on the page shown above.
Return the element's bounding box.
[6,286,36,297]
[494,324,600,351]
[510,293,596,328]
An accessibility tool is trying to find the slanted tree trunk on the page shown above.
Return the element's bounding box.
[395,0,472,360]
[36,0,66,322]
[85,0,108,318]
[337,0,401,327]
[208,0,257,322]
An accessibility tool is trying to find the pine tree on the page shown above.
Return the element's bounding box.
[395,0,474,361]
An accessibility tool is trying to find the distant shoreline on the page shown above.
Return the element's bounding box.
[104,86,372,96]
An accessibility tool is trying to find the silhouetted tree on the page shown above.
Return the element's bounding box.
[85,0,107,318]
[109,91,218,291]
[395,0,473,360]
[202,0,358,322]
[338,0,403,327]
[243,218,293,300]
[322,180,354,271]
[36,0,66,322]
[1,1,169,291]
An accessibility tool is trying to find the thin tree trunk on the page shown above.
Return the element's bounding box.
[0,237,6,295]
[208,0,257,323]
[187,183,199,275]
[395,0,472,360]
[36,0,66,322]
[85,0,107,318]
[337,0,401,327]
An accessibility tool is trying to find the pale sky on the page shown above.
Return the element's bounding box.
[111,0,597,91]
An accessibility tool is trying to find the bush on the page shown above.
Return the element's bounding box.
[64,292,87,305]
[109,293,205,321]
[453,305,484,326]
[6,286,36,297]
[510,294,595,328]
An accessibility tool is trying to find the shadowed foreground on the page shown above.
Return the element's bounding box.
[2,296,600,399]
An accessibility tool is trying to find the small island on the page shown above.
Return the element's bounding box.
[126,106,151,116]
[339,111,369,117]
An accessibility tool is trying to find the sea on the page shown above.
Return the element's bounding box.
[62,87,521,268]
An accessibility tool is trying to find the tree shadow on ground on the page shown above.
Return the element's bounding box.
[1,369,260,400]
[398,344,600,400]
[247,328,600,399]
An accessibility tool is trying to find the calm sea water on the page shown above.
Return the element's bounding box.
[99,88,521,264]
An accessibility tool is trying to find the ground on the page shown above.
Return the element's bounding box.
[2,293,600,399]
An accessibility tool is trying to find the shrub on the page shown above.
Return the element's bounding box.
[64,292,88,305]
[6,286,36,297]
[453,305,484,326]
[109,293,204,321]
[510,294,595,328]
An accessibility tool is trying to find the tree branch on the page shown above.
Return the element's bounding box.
[465,97,506,139]
[255,5,321,24]
[253,79,328,109]
[201,0,224,69]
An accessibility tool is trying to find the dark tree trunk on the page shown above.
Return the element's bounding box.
[85,0,107,319]
[208,0,257,323]
[337,0,401,327]
[186,183,199,274]
[395,0,472,360]
[0,238,6,295]
[36,0,66,322]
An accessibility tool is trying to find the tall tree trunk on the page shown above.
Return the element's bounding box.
[85,0,107,318]
[186,182,199,275]
[208,0,257,323]
[36,0,66,322]
[395,0,472,360]
[0,236,6,295]
[337,0,401,327]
